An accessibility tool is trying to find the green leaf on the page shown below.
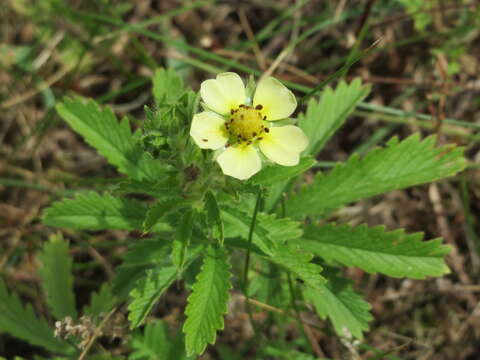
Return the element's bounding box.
[222,206,302,255]
[83,283,116,319]
[127,246,202,328]
[128,266,177,329]
[183,246,232,356]
[268,245,325,289]
[152,67,185,105]
[56,97,163,181]
[205,191,224,244]
[248,156,316,186]
[297,223,451,278]
[38,234,77,320]
[0,278,70,354]
[304,271,372,339]
[287,135,466,218]
[130,321,189,360]
[143,198,183,233]
[299,79,370,156]
[42,192,147,231]
[112,239,170,301]
[172,210,195,270]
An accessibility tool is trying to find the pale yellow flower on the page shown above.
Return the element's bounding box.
[190,72,308,180]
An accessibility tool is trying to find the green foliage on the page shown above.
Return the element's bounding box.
[112,240,171,301]
[396,0,432,31]
[248,156,316,186]
[56,97,163,181]
[83,283,116,319]
[299,79,371,156]
[304,271,372,339]
[128,245,202,328]
[42,192,147,231]
[0,278,70,354]
[130,321,189,360]
[38,234,77,321]
[204,191,224,244]
[268,245,325,289]
[183,246,232,356]
[128,265,178,329]
[37,64,466,358]
[287,135,466,218]
[298,224,451,278]
[172,210,195,270]
[152,67,185,105]
[143,198,184,233]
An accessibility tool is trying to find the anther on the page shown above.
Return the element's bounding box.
[239,104,245,108]
[258,137,263,140]
[202,139,208,142]
[264,128,270,133]
[230,109,234,114]
[255,104,263,110]
[263,115,267,120]
[252,132,257,137]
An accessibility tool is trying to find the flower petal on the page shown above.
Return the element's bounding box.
[259,125,308,166]
[216,145,262,180]
[190,111,228,150]
[253,77,297,121]
[200,72,246,115]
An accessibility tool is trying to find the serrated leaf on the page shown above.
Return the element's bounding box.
[143,198,184,233]
[56,97,163,181]
[128,266,177,329]
[222,207,302,255]
[287,135,466,218]
[248,156,316,186]
[42,192,147,231]
[112,239,171,301]
[152,67,185,105]
[172,210,195,270]
[128,246,202,328]
[299,79,370,156]
[304,271,372,339]
[268,246,325,289]
[83,283,116,319]
[0,278,70,354]
[38,234,77,320]
[183,246,232,356]
[205,191,224,244]
[130,321,189,360]
[297,223,451,278]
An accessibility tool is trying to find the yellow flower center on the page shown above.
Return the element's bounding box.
[225,105,269,145]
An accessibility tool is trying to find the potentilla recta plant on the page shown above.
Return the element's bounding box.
[0,68,466,359]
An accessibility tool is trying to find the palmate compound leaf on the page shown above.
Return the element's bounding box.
[56,97,163,181]
[38,234,77,321]
[183,246,232,357]
[304,271,372,340]
[295,223,451,279]
[0,278,71,354]
[287,134,466,218]
[299,79,371,156]
[128,246,203,329]
[42,192,147,231]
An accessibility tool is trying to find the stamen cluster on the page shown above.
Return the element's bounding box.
[225,104,269,145]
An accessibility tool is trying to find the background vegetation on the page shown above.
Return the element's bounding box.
[1,0,479,359]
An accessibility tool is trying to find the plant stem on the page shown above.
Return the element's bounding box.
[243,189,263,336]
